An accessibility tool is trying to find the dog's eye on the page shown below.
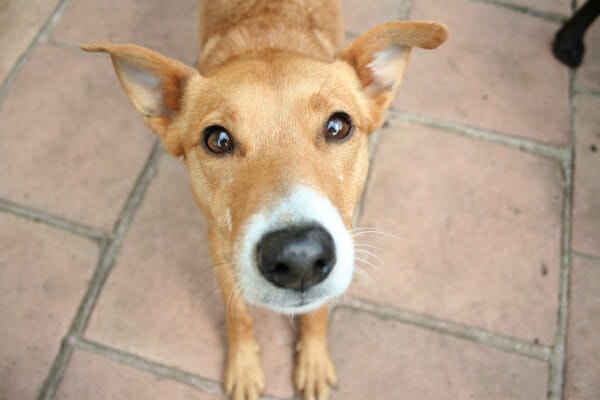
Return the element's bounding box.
[204,126,234,154]
[324,113,353,141]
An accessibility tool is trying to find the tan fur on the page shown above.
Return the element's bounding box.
[82,2,448,399]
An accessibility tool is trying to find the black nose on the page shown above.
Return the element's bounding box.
[256,225,336,291]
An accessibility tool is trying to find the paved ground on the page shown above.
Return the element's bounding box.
[1,0,599,399]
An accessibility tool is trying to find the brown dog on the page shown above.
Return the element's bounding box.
[82,1,448,399]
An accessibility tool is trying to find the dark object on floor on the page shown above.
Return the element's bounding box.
[552,0,600,67]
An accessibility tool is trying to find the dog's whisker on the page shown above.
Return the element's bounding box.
[352,264,377,287]
[352,226,380,232]
[354,249,384,268]
[354,244,382,256]
[352,228,416,249]
[354,242,385,257]
[351,229,402,239]
[354,246,380,258]
[351,231,388,240]
[354,256,379,271]
[351,226,379,231]
[360,262,380,272]
[354,250,384,266]
[352,265,368,277]
[350,228,379,235]
[354,241,387,252]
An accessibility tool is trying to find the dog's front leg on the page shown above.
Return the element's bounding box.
[224,294,265,400]
[295,305,337,400]
[218,268,265,400]
[211,236,265,400]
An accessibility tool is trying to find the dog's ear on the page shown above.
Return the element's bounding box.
[341,21,449,126]
[81,40,198,156]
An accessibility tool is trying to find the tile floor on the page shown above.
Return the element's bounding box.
[0,0,598,399]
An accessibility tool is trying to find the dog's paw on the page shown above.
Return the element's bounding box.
[294,339,337,400]
[224,342,265,400]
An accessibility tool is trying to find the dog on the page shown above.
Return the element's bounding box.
[82,1,448,399]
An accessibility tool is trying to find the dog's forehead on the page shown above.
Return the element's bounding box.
[179,59,361,154]
[191,56,365,135]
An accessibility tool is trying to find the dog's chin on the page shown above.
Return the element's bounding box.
[256,296,328,315]
[246,282,346,315]
[238,264,353,315]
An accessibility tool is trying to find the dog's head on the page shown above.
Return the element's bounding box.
[82,21,448,314]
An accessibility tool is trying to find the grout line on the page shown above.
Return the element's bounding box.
[46,40,81,50]
[37,141,161,400]
[573,82,600,98]
[344,31,358,40]
[338,296,552,361]
[38,0,73,42]
[70,336,228,398]
[0,198,109,242]
[72,140,161,335]
[472,0,568,22]
[393,110,570,162]
[35,338,75,400]
[0,0,71,101]
[397,1,412,20]
[71,336,285,400]
[547,68,577,400]
[572,251,600,264]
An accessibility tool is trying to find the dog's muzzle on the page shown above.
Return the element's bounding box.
[256,225,336,291]
[235,186,354,314]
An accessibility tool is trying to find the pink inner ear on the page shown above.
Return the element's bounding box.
[366,45,410,92]
[115,60,167,117]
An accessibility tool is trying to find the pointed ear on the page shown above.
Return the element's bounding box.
[341,21,449,120]
[81,40,198,156]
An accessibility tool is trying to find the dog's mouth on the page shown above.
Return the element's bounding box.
[234,186,354,314]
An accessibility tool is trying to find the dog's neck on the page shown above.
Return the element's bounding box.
[198,19,338,74]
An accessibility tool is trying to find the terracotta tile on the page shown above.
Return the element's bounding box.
[0,0,59,84]
[353,118,562,344]
[341,0,411,35]
[0,214,98,400]
[564,256,600,400]
[52,0,198,65]
[572,95,600,257]
[395,0,570,145]
[0,44,155,231]
[55,350,223,400]
[329,308,548,400]
[86,154,297,398]
[577,20,600,95]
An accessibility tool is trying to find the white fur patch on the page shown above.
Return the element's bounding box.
[115,60,165,116]
[367,45,409,92]
[234,186,354,314]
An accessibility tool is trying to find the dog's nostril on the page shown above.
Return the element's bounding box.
[314,258,328,271]
[272,262,289,275]
[256,225,336,290]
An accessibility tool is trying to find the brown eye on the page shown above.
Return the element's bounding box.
[324,113,353,141]
[204,126,233,154]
